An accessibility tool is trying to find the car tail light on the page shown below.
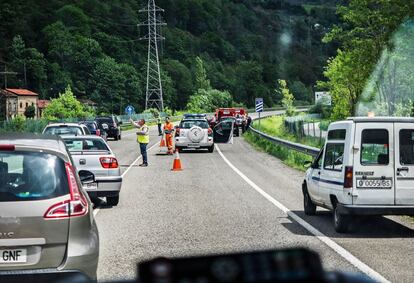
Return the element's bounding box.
[175,128,180,137]
[44,163,88,219]
[100,157,119,169]
[208,128,213,136]
[0,145,15,151]
[344,166,353,189]
[96,129,101,136]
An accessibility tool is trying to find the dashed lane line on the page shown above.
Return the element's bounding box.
[216,144,390,283]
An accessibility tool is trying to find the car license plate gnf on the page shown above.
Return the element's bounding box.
[0,249,27,264]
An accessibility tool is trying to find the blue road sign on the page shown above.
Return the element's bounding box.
[125,105,135,115]
[255,98,264,113]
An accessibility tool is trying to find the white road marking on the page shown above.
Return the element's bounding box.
[93,142,159,217]
[216,145,390,283]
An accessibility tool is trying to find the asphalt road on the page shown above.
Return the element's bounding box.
[95,113,414,283]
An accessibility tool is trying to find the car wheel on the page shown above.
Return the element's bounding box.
[208,145,214,153]
[333,205,350,233]
[118,134,122,140]
[106,196,119,206]
[303,187,316,215]
[114,134,119,141]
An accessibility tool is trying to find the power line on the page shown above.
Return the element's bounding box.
[139,0,166,111]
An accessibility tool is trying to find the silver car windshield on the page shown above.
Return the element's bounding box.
[44,126,83,136]
[64,138,109,151]
[0,152,68,202]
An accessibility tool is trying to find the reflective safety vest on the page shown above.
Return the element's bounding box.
[137,125,149,144]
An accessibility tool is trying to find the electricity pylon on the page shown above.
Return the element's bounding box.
[139,0,166,111]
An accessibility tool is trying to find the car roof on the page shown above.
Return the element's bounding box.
[347,117,414,123]
[0,133,69,160]
[61,135,104,140]
[181,119,208,122]
[45,123,82,127]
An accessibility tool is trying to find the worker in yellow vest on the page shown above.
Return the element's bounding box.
[130,118,149,167]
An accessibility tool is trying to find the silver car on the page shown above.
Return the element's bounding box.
[0,134,99,281]
[62,136,122,206]
[42,123,91,136]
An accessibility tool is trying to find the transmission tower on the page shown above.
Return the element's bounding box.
[139,0,166,111]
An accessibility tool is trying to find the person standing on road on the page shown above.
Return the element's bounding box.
[157,115,162,136]
[164,117,174,155]
[130,118,150,167]
[246,115,252,131]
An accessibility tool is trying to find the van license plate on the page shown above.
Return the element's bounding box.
[357,178,392,189]
[0,249,27,264]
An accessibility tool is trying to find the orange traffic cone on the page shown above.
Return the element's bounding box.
[157,133,168,155]
[171,149,183,171]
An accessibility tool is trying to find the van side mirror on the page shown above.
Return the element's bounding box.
[79,171,95,184]
[303,160,312,168]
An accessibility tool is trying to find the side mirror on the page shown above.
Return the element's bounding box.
[303,160,313,168]
[79,171,95,184]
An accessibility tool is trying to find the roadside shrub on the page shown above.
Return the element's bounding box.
[308,102,332,119]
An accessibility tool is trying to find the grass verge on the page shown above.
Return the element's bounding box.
[243,131,313,172]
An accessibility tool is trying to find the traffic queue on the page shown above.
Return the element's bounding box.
[0,109,249,281]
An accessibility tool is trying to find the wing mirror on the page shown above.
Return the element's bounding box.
[78,170,95,184]
[303,160,313,168]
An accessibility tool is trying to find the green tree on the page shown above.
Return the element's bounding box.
[194,57,211,90]
[24,105,36,119]
[278,79,296,116]
[43,85,94,120]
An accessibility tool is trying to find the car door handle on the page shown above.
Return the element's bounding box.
[397,167,409,172]
[80,159,86,165]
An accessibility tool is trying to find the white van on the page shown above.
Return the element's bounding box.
[303,117,414,233]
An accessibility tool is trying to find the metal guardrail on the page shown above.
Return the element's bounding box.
[248,110,320,157]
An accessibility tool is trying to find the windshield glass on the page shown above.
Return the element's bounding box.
[44,126,83,136]
[179,120,209,129]
[64,138,109,151]
[0,152,68,202]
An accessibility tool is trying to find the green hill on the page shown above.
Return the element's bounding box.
[0,0,339,113]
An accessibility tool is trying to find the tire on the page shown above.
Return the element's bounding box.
[333,204,350,233]
[106,195,119,206]
[118,134,122,140]
[114,135,119,141]
[208,145,214,153]
[303,186,317,215]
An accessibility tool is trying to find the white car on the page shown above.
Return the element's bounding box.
[43,123,91,136]
[303,117,414,233]
[62,135,122,206]
[175,118,214,152]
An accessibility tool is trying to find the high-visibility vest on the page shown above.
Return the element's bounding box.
[137,125,149,144]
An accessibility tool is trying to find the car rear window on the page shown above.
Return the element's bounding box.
[64,138,109,151]
[44,126,83,136]
[96,118,113,124]
[0,152,69,202]
[179,120,209,129]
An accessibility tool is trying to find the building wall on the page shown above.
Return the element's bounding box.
[17,96,38,117]
[0,96,18,121]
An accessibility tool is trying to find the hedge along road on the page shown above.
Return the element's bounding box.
[95,110,414,282]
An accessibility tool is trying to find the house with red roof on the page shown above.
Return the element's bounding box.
[0,88,39,120]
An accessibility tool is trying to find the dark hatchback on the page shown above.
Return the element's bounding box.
[95,116,122,141]
[80,121,108,141]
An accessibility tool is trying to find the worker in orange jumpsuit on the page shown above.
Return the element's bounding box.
[163,117,174,155]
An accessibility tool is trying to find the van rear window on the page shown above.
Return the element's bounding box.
[399,130,414,165]
[0,152,69,202]
[361,129,389,165]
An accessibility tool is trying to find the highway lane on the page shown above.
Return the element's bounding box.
[97,122,357,281]
[97,112,414,282]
